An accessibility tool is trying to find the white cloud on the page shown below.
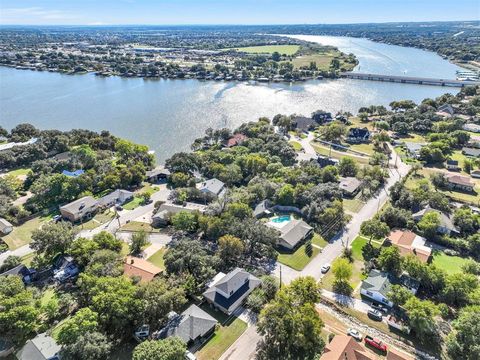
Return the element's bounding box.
[0,7,77,24]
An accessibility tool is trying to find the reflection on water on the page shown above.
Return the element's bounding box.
[0,36,463,162]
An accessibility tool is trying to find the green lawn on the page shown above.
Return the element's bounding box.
[122,196,144,210]
[7,167,31,177]
[78,211,115,230]
[431,251,472,275]
[120,221,160,233]
[233,44,300,55]
[289,141,303,151]
[348,143,375,155]
[147,248,166,270]
[311,142,370,165]
[40,288,57,307]
[277,243,321,271]
[343,198,365,213]
[21,252,35,267]
[197,317,247,360]
[2,214,53,250]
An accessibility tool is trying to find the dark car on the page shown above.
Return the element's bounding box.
[371,303,388,314]
[367,309,383,321]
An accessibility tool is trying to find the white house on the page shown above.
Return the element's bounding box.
[360,269,394,307]
[0,218,13,235]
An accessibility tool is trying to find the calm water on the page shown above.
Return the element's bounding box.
[0,35,464,162]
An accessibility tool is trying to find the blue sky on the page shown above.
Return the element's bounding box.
[0,0,478,25]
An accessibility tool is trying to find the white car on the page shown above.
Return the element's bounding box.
[184,351,196,360]
[320,264,331,273]
[347,328,362,341]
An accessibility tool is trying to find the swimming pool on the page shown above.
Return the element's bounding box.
[271,215,291,223]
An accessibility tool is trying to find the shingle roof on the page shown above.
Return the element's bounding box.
[59,196,98,214]
[253,200,273,218]
[445,173,475,187]
[462,147,480,157]
[278,219,313,248]
[339,177,361,194]
[197,178,225,196]
[361,269,392,297]
[157,305,217,343]
[412,207,458,233]
[387,230,431,263]
[0,264,29,277]
[16,333,61,360]
[348,127,370,138]
[124,256,162,282]
[320,335,376,360]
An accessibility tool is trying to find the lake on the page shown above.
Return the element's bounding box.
[0,35,464,162]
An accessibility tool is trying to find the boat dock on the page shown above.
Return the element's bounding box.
[340,72,480,87]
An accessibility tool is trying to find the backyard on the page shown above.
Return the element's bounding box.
[431,251,472,275]
[2,213,54,250]
[147,248,166,270]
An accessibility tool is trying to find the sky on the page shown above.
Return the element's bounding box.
[0,0,478,25]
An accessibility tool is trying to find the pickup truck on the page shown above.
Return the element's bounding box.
[364,335,387,352]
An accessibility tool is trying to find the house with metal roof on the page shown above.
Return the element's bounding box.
[253,200,273,219]
[196,178,226,198]
[203,268,261,315]
[462,146,480,157]
[16,333,61,360]
[360,269,394,307]
[0,218,13,235]
[59,196,98,222]
[155,304,217,344]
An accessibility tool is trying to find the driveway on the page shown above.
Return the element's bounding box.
[275,144,410,284]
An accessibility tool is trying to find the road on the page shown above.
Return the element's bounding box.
[275,143,410,284]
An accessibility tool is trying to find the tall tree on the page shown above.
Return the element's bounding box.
[132,338,186,360]
[446,306,480,360]
[360,219,390,244]
[31,221,76,258]
[57,308,99,345]
[60,331,112,360]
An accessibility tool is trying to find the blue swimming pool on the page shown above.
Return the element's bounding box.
[271,215,291,223]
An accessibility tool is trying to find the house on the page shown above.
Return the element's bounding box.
[61,169,85,177]
[0,264,36,284]
[292,116,318,133]
[203,268,261,315]
[196,178,226,197]
[124,256,162,282]
[463,123,480,133]
[435,103,455,118]
[152,201,207,227]
[360,269,394,307]
[253,200,273,219]
[445,173,475,192]
[404,142,426,159]
[346,127,370,143]
[339,177,362,197]
[98,189,134,208]
[53,255,79,283]
[386,348,415,360]
[445,159,460,171]
[412,206,459,235]
[462,146,480,157]
[471,169,480,178]
[317,155,339,168]
[224,133,247,147]
[386,230,432,263]
[155,304,217,344]
[59,196,98,222]
[145,166,170,183]
[0,218,13,235]
[266,218,314,250]
[16,333,61,360]
[320,335,376,360]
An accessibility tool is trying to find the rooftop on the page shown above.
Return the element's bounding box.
[59,195,98,214]
[320,335,376,360]
[387,229,431,263]
[124,256,162,282]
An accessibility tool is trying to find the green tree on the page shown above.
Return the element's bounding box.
[319,121,346,142]
[57,308,99,345]
[387,284,413,307]
[130,230,150,255]
[31,221,76,258]
[377,246,403,275]
[0,255,21,272]
[360,219,390,244]
[446,306,480,360]
[404,297,440,341]
[331,258,353,295]
[60,331,112,360]
[441,273,478,307]
[257,277,324,360]
[92,231,123,252]
[276,184,295,206]
[338,157,358,177]
[171,211,199,232]
[218,234,244,268]
[132,338,186,360]
[418,211,440,239]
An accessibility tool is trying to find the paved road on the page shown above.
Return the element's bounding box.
[0,244,33,266]
[275,144,410,284]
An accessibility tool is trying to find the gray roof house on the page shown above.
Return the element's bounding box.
[152,202,207,227]
[292,116,318,133]
[203,268,261,315]
[412,206,459,235]
[146,166,170,183]
[196,178,226,197]
[156,304,217,344]
[0,218,13,235]
[339,177,362,197]
[253,200,273,218]
[59,196,98,223]
[462,147,480,157]
[16,333,61,360]
[360,269,394,307]
[98,189,134,208]
[268,218,314,250]
[404,142,426,158]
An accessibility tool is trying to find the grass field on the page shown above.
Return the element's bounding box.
[2,214,53,250]
[6,167,31,177]
[233,44,300,55]
[122,196,144,210]
[277,243,321,271]
[120,221,160,233]
[343,197,365,213]
[289,141,303,151]
[431,251,472,275]
[291,48,355,72]
[147,248,166,270]
[78,211,115,230]
[348,142,375,155]
[312,233,329,248]
[311,142,370,165]
[197,305,248,360]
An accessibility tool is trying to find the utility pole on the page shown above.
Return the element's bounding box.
[279,265,282,289]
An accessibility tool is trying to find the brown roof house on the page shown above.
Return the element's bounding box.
[320,335,376,360]
[124,256,162,282]
[203,268,261,315]
[224,133,247,147]
[59,196,98,223]
[445,173,475,192]
[386,230,432,263]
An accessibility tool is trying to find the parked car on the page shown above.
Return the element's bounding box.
[184,351,196,360]
[364,335,387,352]
[347,328,362,341]
[371,303,389,314]
[367,309,383,321]
[320,264,331,273]
[115,204,123,211]
[52,215,62,223]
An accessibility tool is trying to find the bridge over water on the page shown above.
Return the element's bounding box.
[340,72,479,87]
